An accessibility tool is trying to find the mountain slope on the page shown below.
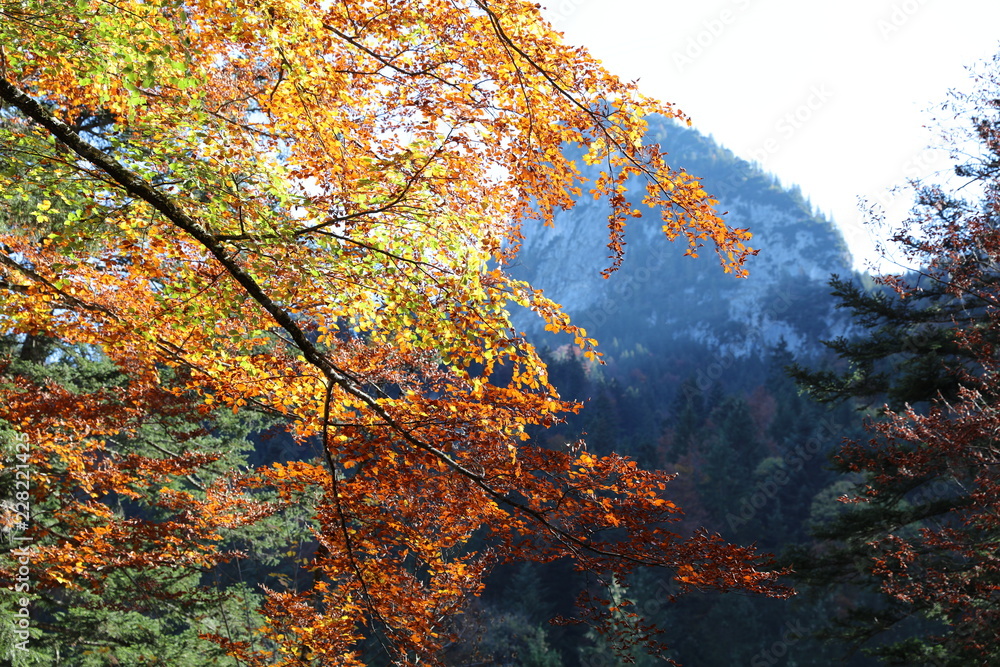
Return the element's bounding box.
[511,115,855,358]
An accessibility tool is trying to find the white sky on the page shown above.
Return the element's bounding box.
[542,0,1000,271]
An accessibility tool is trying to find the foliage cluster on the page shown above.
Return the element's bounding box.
[0,1,777,664]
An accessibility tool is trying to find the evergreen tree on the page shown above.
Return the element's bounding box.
[786,52,1000,665]
[0,334,308,663]
[788,274,969,411]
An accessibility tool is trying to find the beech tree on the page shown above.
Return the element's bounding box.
[789,52,1000,665]
[0,1,779,664]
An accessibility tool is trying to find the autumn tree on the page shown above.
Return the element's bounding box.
[789,51,1000,665]
[0,1,779,664]
[0,334,286,664]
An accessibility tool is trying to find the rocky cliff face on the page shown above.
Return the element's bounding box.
[510,116,856,358]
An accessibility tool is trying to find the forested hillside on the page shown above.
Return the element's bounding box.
[457,116,875,666]
[459,53,1000,667]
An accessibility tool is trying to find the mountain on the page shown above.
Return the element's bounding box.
[510,115,856,360]
[489,118,877,666]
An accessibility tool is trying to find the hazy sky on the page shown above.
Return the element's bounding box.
[542,0,1000,271]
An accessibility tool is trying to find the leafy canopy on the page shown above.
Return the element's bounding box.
[0,0,773,664]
